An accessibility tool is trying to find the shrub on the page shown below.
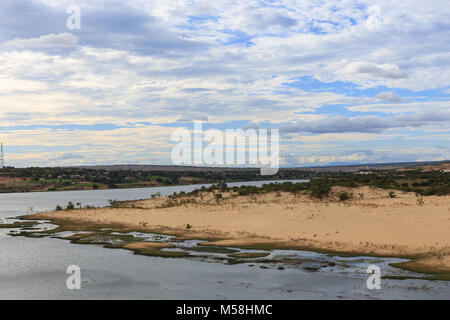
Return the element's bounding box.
[416,196,424,206]
[151,192,162,198]
[388,191,396,198]
[66,201,75,210]
[309,183,331,199]
[108,199,121,208]
[339,192,352,201]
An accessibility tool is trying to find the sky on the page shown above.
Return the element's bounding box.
[1,0,449,168]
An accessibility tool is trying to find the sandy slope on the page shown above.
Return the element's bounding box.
[31,186,450,272]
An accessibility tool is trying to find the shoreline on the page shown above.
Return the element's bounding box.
[24,186,450,280]
[0,178,307,195]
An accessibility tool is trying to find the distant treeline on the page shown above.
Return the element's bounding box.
[1,166,312,183]
[315,169,450,196]
[0,166,448,196]
[0,166,312,192]
[172,169,450,198]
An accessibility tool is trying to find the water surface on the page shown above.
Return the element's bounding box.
[1,180,449,299]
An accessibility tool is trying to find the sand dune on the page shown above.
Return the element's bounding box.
[31,186,450,275]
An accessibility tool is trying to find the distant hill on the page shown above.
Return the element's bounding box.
[71,160,450,173]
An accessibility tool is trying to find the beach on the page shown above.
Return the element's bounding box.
[28,186,450,278]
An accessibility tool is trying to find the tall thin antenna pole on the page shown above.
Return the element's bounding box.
[0,142,4,168]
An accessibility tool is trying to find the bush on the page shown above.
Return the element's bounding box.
[388,191,396,198]
[66,201,75,210]
[55,205,63,211]
[416,195,424,206]
[108,199,121,208]
[309,182,331,199]
[339,192,352,201]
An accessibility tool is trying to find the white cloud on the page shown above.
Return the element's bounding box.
[374,91,404,103]
[4,33,78,48]
[342,62,406,79]
[1,0,449,166]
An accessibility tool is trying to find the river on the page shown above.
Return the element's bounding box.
[1,180,449,299]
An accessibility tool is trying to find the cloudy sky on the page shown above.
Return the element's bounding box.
[1,0,449,167]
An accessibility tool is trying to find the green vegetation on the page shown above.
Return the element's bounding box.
[0,164,448,196]
[10,213,450,280]
[228,252,270,259]
[416,195,425,206]
[66,201,75,210]
[108,199,122,208]
[0,166,312,193]
[0,221,38,229]
[168,169,450,199]
[339,191,352,201]
[189,246,238,254]
[121,243,189,258]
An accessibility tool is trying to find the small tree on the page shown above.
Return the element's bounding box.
[66,201,75,210]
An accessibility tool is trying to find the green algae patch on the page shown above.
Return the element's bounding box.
[201,239,450,281]
[17,214,450,280]
[228,252,270,259]
[0,221,38,229]
[189,246,238,254]
[62,231,143,246]
[389,260,450,281]
[121,242,189,258]
[14,217,192,258]
[225,258,281,265]
[303,266,320,272]
[199,240,376,258]
[8,231,47,238]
